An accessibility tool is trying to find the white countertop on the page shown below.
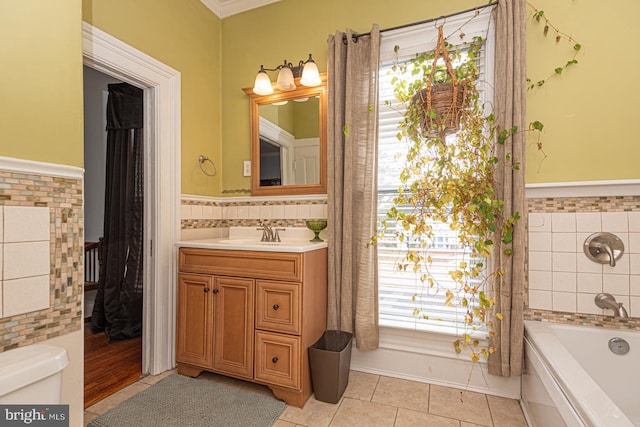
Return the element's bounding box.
[177,227,328,253]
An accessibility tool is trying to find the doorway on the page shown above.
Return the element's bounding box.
[82,66,145,407]
[82,23,181,379]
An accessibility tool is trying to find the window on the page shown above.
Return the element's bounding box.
[377,8,495,336]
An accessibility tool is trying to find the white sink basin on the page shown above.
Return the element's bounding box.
[215,239,253,244]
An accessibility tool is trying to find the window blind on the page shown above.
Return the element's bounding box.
[377,8,495,336]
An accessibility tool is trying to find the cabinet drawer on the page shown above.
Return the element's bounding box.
[255,331,300,389]
[256,281,300,334]
[179,248,302,281]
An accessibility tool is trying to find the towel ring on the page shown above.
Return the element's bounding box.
[198,155,217,177]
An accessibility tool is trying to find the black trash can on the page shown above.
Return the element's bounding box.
[308,330,353,404]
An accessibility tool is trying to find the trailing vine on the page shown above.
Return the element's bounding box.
[373,17,547,363]
[526,3,582,89]
[369,3,581,363]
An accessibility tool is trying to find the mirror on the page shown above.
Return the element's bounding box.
[243,74,327,196]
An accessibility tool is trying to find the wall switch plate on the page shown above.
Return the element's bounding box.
[243,160,251,177]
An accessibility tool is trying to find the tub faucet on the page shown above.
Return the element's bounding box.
[596,242,617,267]
[595,293,629,318]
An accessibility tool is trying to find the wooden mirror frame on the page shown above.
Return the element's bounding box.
[243,74,327,196]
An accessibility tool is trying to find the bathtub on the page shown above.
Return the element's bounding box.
[522,320,638,427]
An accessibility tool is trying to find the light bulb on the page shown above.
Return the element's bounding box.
[276,66,296,91]
[253,69,273,96]
[300,55,321,87]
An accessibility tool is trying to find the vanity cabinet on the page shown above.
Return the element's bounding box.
[176,247,327,407]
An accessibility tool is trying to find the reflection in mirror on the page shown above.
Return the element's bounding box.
[243,75,327,196]
[258,97,320,186]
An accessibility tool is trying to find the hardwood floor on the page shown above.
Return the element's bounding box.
[84,324,143,408]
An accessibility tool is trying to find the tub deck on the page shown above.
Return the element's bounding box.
[522,320,638,427]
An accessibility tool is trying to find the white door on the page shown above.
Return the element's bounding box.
[293,138,320,184]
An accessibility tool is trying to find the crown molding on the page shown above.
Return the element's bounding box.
[200,0,281,18]
[200,0,222,17]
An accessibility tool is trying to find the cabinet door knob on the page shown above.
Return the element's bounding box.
[213,288,219,294]
[273,304,280,310]
[272,356,279,363]
[204,287,210,293]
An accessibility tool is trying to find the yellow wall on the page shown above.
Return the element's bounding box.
[221,0,486,191]
[260,100,318,138]
[83,0,222,195]
[222,0,640,189]
[525,0,640,183]
[261,103,295,134]
[2,1,637,188]
[0,0,83,166]
[293,99,320,139]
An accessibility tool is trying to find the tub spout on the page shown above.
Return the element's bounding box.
[595,293,629,318]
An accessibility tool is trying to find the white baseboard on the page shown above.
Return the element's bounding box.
[350,327,521,398]
[350,345,520,399]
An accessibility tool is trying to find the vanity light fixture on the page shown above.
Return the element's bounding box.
[252,54,322,96]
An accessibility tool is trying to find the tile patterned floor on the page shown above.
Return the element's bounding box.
[84,369,528,427]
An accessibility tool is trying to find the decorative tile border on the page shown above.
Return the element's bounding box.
[182,198,326,207]
[0,171,83,352]
[182,199,221,206]
[180,196,327,230]
[221,188,251,195]
[526,194,640,329]
[528,195,640,213]
[524,309,640,331]
[181,219,223,229]
[180,218,318,229]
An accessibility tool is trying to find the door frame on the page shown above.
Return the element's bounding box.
[82,22,180,375]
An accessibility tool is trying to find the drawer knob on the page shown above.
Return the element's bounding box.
[272,356,279,364]
[213,288,219,294]
[273,304,280,310]
[204,287,210,293]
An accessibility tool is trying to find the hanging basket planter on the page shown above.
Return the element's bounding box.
[411,26,473,136]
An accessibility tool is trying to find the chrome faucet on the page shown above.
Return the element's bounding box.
[257,223,286,242]
[257,223,274,242]
[274,227,285,242]
[595,293,629,318]
[584,232,624,267]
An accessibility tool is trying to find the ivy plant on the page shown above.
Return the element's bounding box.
[370,3,581,363]
[373,31,537,363]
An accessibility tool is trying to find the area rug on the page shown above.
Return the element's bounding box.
[88,374,287,427]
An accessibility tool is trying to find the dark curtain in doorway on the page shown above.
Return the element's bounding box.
[91,83,144,341]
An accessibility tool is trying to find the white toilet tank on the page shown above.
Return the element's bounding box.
[0,344,70,404]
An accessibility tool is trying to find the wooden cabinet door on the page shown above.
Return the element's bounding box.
[176,273,214,368]
[213,276,255,379]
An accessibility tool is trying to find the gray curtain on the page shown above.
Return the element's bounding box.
[489,0,527,377]
[327,25,381,350]
[91,83,144,342]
